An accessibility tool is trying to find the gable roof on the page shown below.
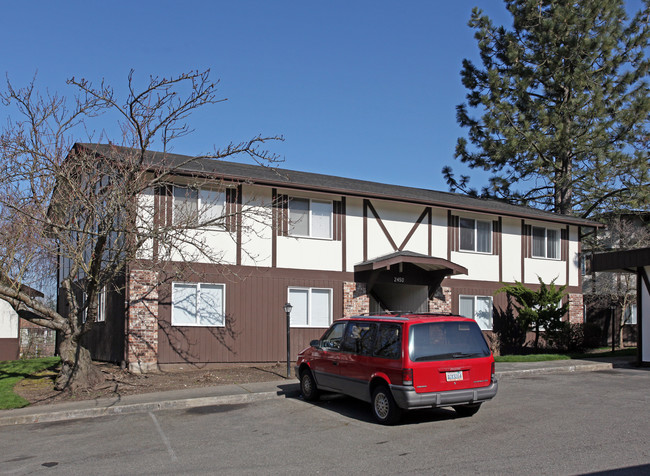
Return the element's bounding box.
[76,143,597,227]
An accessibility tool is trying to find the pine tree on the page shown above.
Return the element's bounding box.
[448,0,649,217]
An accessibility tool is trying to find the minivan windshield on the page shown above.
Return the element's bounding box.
[408,321,490,362]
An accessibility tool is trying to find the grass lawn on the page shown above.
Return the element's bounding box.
[0,357,60,410]
[495,348,637,363]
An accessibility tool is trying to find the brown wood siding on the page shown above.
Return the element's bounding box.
[446,280,510,317]
[0,338,19,360]
[81,275,127,363]
[156,265,351,364]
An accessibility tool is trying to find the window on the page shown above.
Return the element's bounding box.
[173,186,224,226]
[624,304,637,325]
[459,295,493,330]
[459,218,492,253]
[409,321,490,362]
[373,323,402,359]
[82,287,106,323]
[96,287,106,322]
[288,287,332,327]
[320,322,346,350]
[289,198,332,239]
[172,282,225,327]
[340,322,377,355]
[532,226,560,259]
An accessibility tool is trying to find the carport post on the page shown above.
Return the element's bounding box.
[284,303,293,378]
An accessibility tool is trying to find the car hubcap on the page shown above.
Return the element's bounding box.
[374,393,389,419]
[302,375,312,394]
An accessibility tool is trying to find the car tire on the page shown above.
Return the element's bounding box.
[300,369,320,401]
[453,403,482,417]
[371,385,402,425]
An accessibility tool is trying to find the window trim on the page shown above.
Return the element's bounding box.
[459,295,493,331]
[531,226,561,260]
[171,282,226,327]
[172,185,225,228]
[287,286,333,328]
[288,197,333,240]
[459,217,493,254]
[82,287,106,323]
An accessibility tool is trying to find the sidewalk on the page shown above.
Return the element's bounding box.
[0,356,635,427]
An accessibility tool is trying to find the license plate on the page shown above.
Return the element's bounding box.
[446,371,463,382]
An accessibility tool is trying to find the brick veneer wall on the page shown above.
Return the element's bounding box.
[126,269,159,373]
[568,293,584,324]
[343,282,369,317]
[19,320,56,358]
[428,286,452,314]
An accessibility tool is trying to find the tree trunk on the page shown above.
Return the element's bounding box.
[55,335,105,391]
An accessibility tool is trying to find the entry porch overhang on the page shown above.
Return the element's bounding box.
[354,251,467,291]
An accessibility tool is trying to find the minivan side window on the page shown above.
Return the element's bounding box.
[320,322,347,350]
[340,322,376,355]
[373,324,402,360]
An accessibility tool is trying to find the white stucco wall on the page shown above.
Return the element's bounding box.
[277,236,343,271]
[642,266,650,364]
[238,186,273,267]
[502,217,523,282]
[0,299,18,339]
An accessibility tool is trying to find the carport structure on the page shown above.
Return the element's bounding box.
[591,247,650,365]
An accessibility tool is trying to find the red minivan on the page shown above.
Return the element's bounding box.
[295,313,497,424]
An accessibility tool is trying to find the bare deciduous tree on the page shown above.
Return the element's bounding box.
[0,70,282,390]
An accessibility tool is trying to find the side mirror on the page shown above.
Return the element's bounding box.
[310,339,320,347]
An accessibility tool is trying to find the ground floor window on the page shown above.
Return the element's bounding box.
[624,304,637,325]
[288,287,332,327]
[172,282,225,327]
[459,295,493,330]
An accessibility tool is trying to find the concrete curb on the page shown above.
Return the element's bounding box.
[0,390,300,427]
[496,361,613,378]
[0,360,626,427]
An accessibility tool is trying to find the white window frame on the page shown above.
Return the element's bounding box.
[532,226,561,260]
[287,287,333,328]
[172,185,225,227]
[459,295,493,331]
[624,304,637,325]
[97,287,106,322]
[288,197,333,240]
[82,287,106,323]
[459,217,492,254]
[171,282,226,327]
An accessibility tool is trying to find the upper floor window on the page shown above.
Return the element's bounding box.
[173,186,224,227]
[532,226,560,259]
[289,198,332,239]
[459,218,492,253]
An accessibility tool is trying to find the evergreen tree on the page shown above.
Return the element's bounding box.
[497,278,569,350]
[448,0,649,217]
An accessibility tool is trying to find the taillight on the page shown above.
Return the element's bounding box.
[402,368,413,386]
[491,361,495,382]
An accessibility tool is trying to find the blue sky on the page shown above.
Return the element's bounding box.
[0,1,642,192]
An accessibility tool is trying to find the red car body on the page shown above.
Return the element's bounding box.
[295,313,498,424]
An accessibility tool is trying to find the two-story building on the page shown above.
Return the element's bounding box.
[66,144,596,373]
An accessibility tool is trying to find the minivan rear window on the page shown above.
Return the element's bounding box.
[408,321,490,362]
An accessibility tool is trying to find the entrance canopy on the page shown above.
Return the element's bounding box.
[354,251,467,290]
[591,247,650,365]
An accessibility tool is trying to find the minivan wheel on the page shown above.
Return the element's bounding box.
[300,369,320,401]
[453,403,482,417]
[372,385,402,425]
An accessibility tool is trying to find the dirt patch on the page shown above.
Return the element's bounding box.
[14,362,290,407]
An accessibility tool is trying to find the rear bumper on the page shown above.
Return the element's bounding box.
[390,379,498,410]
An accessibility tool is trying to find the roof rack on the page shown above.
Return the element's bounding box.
[350,311,456,319]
